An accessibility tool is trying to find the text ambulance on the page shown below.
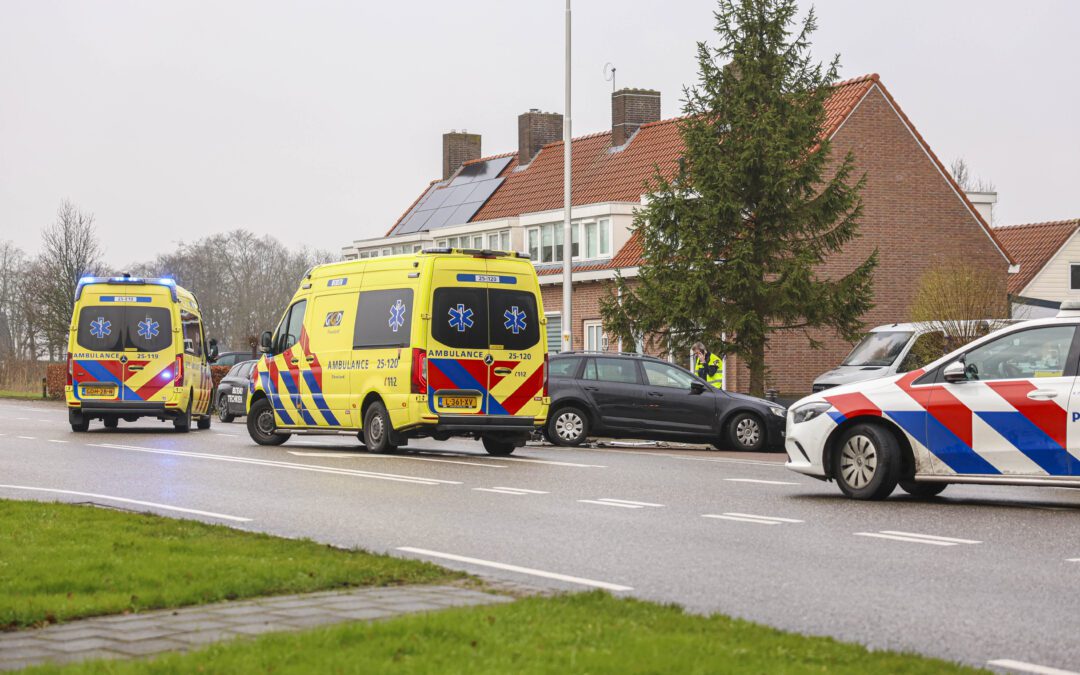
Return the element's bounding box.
[66,275,218,432]
[247,249,550,455]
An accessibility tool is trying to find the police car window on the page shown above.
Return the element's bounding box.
[180,310,203,357]
[549,357,581,379]
[961,326,1076,382]
[586,358,639,384]
[76,307,125,352]
[488,290,539,350]
[432,287,489,350]
[276,300,307,353]
[643,361,696,389]
[354,289,413,349]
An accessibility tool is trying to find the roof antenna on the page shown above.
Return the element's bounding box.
[603,62,616,92]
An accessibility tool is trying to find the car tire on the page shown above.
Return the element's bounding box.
[363,401,397,454]
[482,435,518,456]
[69,411,89,433]
[174,398,192,433]
[247,397,287,446]
[103,416,118,429]
[899,480,947,498]
[197,414,211,430]
[726,412,765,452]
[218,394,235,423]
[833,423,900,500]
[547,406,588,447]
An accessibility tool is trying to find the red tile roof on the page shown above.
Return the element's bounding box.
[993,219,1080,295]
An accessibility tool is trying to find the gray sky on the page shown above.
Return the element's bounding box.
[2,0,1077,268]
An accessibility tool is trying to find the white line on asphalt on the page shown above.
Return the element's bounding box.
[493,487,549,494]
[396,547,633,591]
[47,439,68,444]
[595,498,664,507]
[1066,558,1080,562]
[0,485,252,522]
[16,436,35,440]
[473,488,530,495]
[724,478,799,485]
[703,514,782,525]
[987,658,1080,675]
[577,499,644,509]
[286,450,506,468]
[878,530,982,545]
[724,512,804,523]
[88,443,462,486]
[854,532,956,546]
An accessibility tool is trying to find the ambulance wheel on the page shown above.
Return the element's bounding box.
[726,412,764,452]
[363,401,397,454]
[174,399,192,433]
[247,398,287,446]
[218,394,235,423]
[833,423,900,500]
[197,415,211,430]
[482,435,517,456]
[69,411,89,433]
[899,480,947,498]
[103,416,119,429]
[547,406,588,446]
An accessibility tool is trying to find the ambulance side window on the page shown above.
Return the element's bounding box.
[181,310,203,357]
[276,300,307,354]
[354,289,413,349]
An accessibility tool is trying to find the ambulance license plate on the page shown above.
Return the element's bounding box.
[439,396,475,409]
[82,385,116,397]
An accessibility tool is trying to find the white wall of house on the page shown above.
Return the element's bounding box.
[1019,229,1080,304]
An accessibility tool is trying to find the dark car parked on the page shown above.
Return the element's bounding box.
[545,352,786,451]
[215,360,256,423]
[214,351,255,368]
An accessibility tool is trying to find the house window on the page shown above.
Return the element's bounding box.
[487,230,511,251]
[527,221,610,264]
[584,320,607,352]
[1071,263,1080,291]
[546,312,562,353]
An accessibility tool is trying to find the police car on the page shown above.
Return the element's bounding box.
[786,308,1080,499]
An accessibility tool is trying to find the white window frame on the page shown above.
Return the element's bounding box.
[583,320,607,352]
[526,220,612,264]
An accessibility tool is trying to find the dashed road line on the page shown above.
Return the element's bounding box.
[47,439,68,444]
[578,499,643,509]
[578,498,664,509]
[16,436,35,440]
[703,512,804,525]
[0,485,252,522]
[854,530,981,546]
[397,547,633,591]
[287,450,506,468]
[1066,558,1080,562]
[595,498,664,507]
[472,487,550,495]
[987,658,1080,675]
[724,478,798,485]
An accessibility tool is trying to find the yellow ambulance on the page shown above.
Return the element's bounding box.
[66,275,218,432]
[247,248,550,455]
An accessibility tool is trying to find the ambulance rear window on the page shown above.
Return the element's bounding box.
[431,288,540,350]
[76,306,172,352]
[488,290,539,350]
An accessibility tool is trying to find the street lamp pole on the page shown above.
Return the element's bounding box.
[561,0,573,353]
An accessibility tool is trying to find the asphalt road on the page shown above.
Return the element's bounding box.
[2,398,1079,673]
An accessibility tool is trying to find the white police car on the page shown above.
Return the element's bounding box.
[786,309,1080,499]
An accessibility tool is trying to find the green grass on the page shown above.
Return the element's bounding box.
[0,500,460,629]
[0,389,45,400]
[30,592,983,674]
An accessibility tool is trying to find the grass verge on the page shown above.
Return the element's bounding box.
[30,592,982,674]
[0,389,46,400]
[0,500,460,629]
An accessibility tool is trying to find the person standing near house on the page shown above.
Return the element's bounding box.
[691,341,724,389]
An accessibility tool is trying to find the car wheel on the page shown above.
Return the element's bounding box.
[247,397,287,446]
[174,398,192,433]
[103,416,118,429]
[218,394,235,423]
[726,412,764,452]
[363,401,397,454]
[482,435,518,456]
[834,423,900,500]
[547,406,588,447]
[69,410,89,433]
[197,414,211,430]
[899,480,947,498]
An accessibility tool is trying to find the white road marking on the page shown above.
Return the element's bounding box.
[493,487,548,494]
[724,478,799,485]
[879,530,982,545]
[396,547,633,591]
[987,659,1080,675]
[0,485,251,522]
[595,498,664,507]
[47,439,68,444]
[16,436,35,440]
[1066,558,1080,562]
[473,486,551,495]
[88,443,461,486]
[703,513,803,525]
[577,499,643,509]
[854,531,980,546]
[724,512,803,523]
[287,450,506,468]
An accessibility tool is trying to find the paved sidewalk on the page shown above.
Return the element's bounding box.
[0,584,513,671]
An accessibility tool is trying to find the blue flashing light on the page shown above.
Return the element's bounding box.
[74,276,179,302]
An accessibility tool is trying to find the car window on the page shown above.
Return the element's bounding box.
[239,362,254,379]
[549,357,581,379]
[842,331,913,367]
[275,300,307,353]
[898,331,947,373]
[584,357,638,384]
[226,364,241,378]
[180,310,203,357]
[642,360,696,389]
[962,325,1076,381]
[354,289,413,349]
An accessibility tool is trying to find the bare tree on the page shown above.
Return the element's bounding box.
[950,157,996,193]
[38,201,104,359]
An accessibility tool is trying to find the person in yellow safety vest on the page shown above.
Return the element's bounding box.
[691,341,724,389]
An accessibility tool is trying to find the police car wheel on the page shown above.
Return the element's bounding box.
[247,397,287,446]
[834,423,900,500]
[364,401,397,454]
[174,399,192,433]
[218,394,235,423]
[726,412,764,452]
[548,406,588,447]
[899,480,947,498]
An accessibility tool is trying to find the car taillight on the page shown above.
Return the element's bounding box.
[175,354,184,385]
[411,348,427,394]
[543,352,549,397]
[66,353,73,387]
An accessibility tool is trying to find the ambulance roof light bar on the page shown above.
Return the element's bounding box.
[420,247,531,260]
[75,275,179,302]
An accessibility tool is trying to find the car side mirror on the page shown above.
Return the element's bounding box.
[259,330,274,355]
[690,381,707,395]
[943,360,967,383]
[207,338,219,362]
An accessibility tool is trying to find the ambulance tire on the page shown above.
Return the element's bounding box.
[69,411,89,433]
[363,401,397,454]
[834,423,900,501]
[103,416,119,429]
[218,394,235,423]
[481,436,517,456]
[197,415,211,430]
[174,399,192,433]
[248,398,287,446]
[899,480,947,498]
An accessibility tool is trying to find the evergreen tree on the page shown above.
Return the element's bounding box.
[601,0,877,396]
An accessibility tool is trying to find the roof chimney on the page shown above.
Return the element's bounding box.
[442,130,481,180]
[612,88,660,147]
[966,190,997,225]
[518,109,563,166]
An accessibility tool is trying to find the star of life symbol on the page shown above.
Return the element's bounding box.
[388,299,407,333]
[503,306,527,335]
[137,317,160,340]
[90,317,111,339]
[448,303,474,332]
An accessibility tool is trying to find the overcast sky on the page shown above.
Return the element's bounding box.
[2,0,1077,268]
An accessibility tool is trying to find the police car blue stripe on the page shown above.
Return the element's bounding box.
[887,409,1001,475]
[976,411,1080,476]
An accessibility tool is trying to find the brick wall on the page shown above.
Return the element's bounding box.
[612,89,661,147]
[518,111,563,166]
[442,132,481,180]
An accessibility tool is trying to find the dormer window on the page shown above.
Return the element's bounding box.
[527,219,611,263]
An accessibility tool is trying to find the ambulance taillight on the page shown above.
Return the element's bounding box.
[411,348,427,394]
[66,353,73,387]
[174,355,184,385]
[542,352,549,397]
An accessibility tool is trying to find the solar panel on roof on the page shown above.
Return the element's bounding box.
[453,156,512,184]
[387,155,511,236]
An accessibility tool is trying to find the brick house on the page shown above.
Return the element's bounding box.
[993,219,1080,318]
[343,74,1014,395]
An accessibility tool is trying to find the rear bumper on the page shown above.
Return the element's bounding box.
[71,402,174,418]
[432,415,538,434]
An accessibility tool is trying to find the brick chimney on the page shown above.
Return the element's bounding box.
[442,130,481,180]
[611,88,661,147]
[518,109,563,166]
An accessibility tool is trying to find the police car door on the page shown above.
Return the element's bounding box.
[925,324,1080,477]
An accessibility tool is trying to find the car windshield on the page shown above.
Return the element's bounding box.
[841,331,913,367]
